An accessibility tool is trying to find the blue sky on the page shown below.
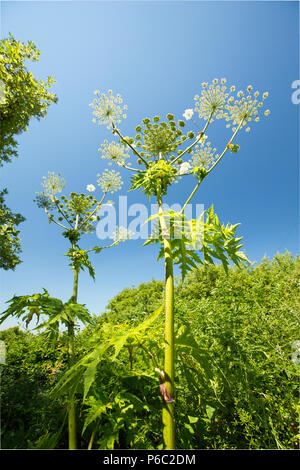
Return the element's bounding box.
[1,1,299,330]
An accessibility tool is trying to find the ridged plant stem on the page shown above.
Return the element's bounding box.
[68,235,79,450]
[157,189,175,450]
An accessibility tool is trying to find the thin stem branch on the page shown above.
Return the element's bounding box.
[180,119,245,213]
[180,180,202,214]
[78,192,107,231]
[137,339,160,369]
[85,240,119,254]
[205,119,244,176]
[53,196,73,227]
[171,111,214,166]
[122,163,144,173]
[44,208,69,230]
[112,123,149,168]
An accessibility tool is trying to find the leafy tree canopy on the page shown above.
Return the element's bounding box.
[0,188,25,270]
[0,33,57,164]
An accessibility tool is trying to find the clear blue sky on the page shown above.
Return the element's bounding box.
[1,1,299,330]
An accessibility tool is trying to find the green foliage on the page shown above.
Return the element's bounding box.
[1,253,298,449]
[0,35,57,164]
[0,289,92,333]
[145,205,249,280]
[0,327,67,449]
[65,247,96,281]
[133,114,189,161]
[0,34,57,164]
[104,279,164,325]
[130,159,177,198]
[0,188,25,270]
[174,252,300,449]
[0,35,56,271]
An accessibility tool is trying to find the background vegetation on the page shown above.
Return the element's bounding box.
[1,252,299,449]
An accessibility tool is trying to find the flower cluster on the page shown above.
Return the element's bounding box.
[99,140,130,166]
[86,184,96,192]
[64,192,96,217]
[41,172,66,201]
[90,90,127,129]
[182,109,194,120]
[194,78,234,122]
[134,115,188,161]
[112,226,134,243]
[177,161,192,175]
[97,169,123,193]
[34,192,53,210]
[224,86,270,132]
[189,140,218,170]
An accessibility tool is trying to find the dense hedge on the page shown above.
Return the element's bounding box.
[0,252,299,449]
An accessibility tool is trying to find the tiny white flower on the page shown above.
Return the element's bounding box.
[183,108,194,120]
[178,162,192,175]
[86,184,96,192]
[264,109,270,116]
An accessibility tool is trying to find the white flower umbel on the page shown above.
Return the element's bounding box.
[99,140,130,166]
[183,109,194,120]
[194,78,235,122]
[112,226,134,242]
[97,169,123,194]
[189,140,218,170]
[86,184,96,192]
[41,172,66,201]
[224,86,270,132]
[90,90,128,129]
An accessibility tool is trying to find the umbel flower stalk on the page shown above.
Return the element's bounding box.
[34,171,130,449]
[157,185,175,448]
[90,80,270,449]
[67,215,79,450]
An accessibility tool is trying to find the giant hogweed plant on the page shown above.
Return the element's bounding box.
[0,170,130,449]
[88,80,270,449]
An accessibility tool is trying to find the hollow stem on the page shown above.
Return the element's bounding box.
[157,187,175,450]
[68,231,79,450]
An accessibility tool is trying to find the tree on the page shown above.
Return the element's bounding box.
[0,33,57,164]
[0,34,57,270]
[0,188,25,270]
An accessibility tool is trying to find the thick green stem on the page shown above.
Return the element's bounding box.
[157,189,175,450]
[67,319,77,450]
[68,238,79,450]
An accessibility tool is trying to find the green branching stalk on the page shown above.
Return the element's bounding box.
[180,119,245,214]
[205,118,244,176]
[77,192,107,231]
[112,123,149,168]
[54,197,73,227]
[89,83,271,451]
[171,111,213,166]
[44,207,68,230]
[67,214,79,449]
[157,187,175,450]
